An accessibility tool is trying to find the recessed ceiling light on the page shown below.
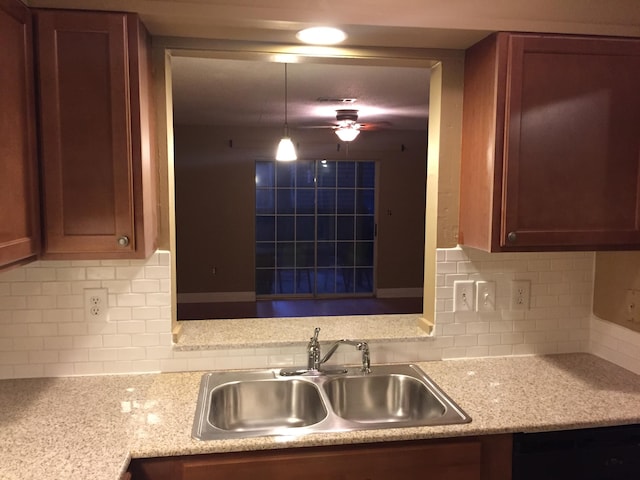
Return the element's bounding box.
[296,27,347,45]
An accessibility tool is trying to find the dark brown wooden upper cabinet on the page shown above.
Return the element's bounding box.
[459,32,640,252]
[0,0,40,270]
[35,9,157,259]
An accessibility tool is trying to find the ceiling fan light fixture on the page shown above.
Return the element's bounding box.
[296,27,347,45]
[335,126,360,142]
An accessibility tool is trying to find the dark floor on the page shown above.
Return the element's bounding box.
[178,297,423,320]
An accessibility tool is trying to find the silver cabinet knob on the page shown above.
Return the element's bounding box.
[117,235,130,247]
[507,232,517,243]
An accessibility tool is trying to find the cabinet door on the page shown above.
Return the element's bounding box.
[502,35,640,249]
[0,0,40,269]
[36,10,155,258]
[182,440,481,480]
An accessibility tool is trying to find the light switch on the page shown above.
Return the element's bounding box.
[453,280,475,312]
[476,281,496,312]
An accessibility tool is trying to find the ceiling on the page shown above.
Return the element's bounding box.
[171,57,431,131]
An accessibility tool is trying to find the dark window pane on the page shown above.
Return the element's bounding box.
[336,267,354,294]
[316,268,335,294]
[356,189,375,214]
[296,242,315,268]
[337,216,354,240]
[256,243,275,268]
[277,216,295,241]
[317,242,336,267]
[277,269,295,294]
[355,241,374,266]
[296,189,315,214]
[296,161,315,187]
[256,216,275,241]
[317,216,335,240]
[357,162,375,188]
[317,189,335,214]
[337,242,355,266]
[337,190,355,214]
[277,243,295,267]
[276,162,295,187]
[277,189,295,214]
[355,268,374,293]
[337,162,356,188]
[256,161,275,188]
[317,161,336,187]
[296,216,315,241]
[256,269,276,295]
[356,216,375,240]
[296,269,313,294]
[255,189,275,214]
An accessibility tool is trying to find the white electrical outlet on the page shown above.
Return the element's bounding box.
[510,280,531,310]
[476,281,496,312]
[84,288,108,321]
[626,289,640,323]
[453,280,475,312]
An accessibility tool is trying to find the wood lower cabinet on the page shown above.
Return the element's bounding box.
[0,0,40,270]
[129,435,512,480]
[459,32,640,252]
[35,9,157,259]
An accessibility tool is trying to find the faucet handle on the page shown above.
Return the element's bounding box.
[310,327,320,344]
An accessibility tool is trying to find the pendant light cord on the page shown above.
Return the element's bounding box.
[284,63,289,136]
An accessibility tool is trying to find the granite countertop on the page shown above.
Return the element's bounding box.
[2,353,640,480]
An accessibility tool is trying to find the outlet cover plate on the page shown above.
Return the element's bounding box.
[84,288,108,321]
[510,280,531,310]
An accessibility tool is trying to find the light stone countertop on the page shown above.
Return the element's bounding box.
[2,353,640,480]
[175,314,430,350]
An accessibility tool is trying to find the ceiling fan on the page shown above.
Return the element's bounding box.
[302,109,389,142]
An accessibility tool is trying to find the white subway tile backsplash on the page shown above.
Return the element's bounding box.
[0,248,637,379]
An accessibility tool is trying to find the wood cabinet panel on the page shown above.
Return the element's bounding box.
[129,435,512,480]
[35,9,156,259]
[0,0,40,269]
[459,33,640,251]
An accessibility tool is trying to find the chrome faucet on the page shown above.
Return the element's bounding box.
[307,327,370,374]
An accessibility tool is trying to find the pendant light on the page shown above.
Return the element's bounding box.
[276,63,297,161]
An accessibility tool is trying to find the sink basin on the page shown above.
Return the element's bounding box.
[192,364,470,440]
[323,374,446,423]
[209,378,327,431]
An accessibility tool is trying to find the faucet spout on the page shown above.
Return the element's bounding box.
[321,339,371,374]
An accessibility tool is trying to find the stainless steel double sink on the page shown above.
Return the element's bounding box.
[192,364,471,440]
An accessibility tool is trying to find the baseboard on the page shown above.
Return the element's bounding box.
[178,292,256,303]
[376,288,423,298]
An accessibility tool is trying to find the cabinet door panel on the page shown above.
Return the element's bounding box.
[502,35,640,248]
[181,441,482,480]
[0,0,40,268]
[37,10,135,256]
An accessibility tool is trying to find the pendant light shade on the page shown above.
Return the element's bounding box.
[276,137,297,161]
[276,63,297,161]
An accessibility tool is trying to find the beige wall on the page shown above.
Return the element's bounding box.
[173,124,427,295]
[594,252,640,333]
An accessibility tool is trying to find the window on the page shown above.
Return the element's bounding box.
[256,160,376,296]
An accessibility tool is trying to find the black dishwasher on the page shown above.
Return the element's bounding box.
[512,424,640,480]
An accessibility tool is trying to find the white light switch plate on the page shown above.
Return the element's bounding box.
[476,281,496,312]
[453,280,475,312]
